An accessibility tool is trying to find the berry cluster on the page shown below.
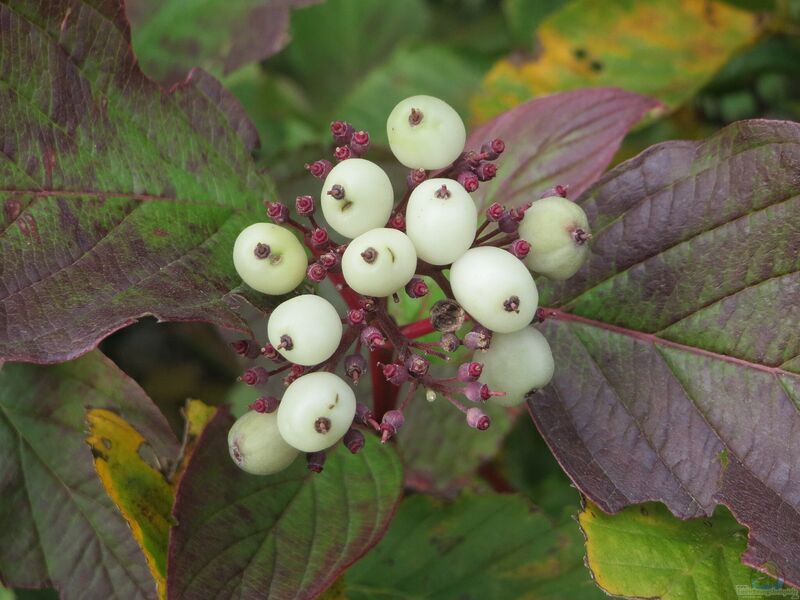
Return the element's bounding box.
[227,95,591,476]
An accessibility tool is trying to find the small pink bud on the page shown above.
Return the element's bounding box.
[509,203,531,222]
[389,212,406,231]
[261,343,280,360]
[466,407,491,430]
[344,353,367,384]
[475,162,497,181]
[464,326,492,350]
[457,170,479,192]
[490,138,505,155]
[486,202,505,222]
[305,159,333,179]
[249,395,279,413]
[405,277,429,299]
[541,184,569,198]
[405,354,429,377]
[330,121,354,145]
[334,145,352,161]
[382,363,409,385]
[310,228,329,248]
[509,239,531,259]
[266,201,289,223]
[439,333,460,353]
[343,428,366,454]
[307,262,327,282]
[406,168,427,190]
[295,194,315,216]
[497,213,519,234]
[231,339,260,359]
[380,410,405,443]
[306,451,326,473]
[350,130,370,155]
[464,381,504,402]
[360,326,386,350]
[319,251,339,269]
[239,366,269,386]
[457,361,483,382]
[346,308,366,326]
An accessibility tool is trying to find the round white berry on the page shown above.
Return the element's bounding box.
[405,179,477,265]
[478,327,554,407]
[277,372,356,452]
[450,246,538,333]
[233,223,307,295]
[267,295,343,366]
[320,159,394,239]
[228,410,299,475]
[341,228,417,297]
[387,95,466,170]
[518,196,591,280]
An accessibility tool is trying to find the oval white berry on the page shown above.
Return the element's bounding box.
[233,223,307,295]
[341,228,417,297]
[405,179,477,265]
[320,159,394,238]
[387,95,466,170]
[518,196,591,280]
[450,246,538,333]
[267,295,343,366]
[228,410,299,475]
[277,372,356,452]
[478,327,554,407]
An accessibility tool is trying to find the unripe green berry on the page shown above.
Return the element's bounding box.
[518,196,591,280]
[405,179,478,265]
[387,95,466,170]
[233,223,307,295]
[228,410,299,475]
[478,327,554,407]
[267,295,343,366]
[341,228,418,297]
[450,246,538,334]
[277,372,356,452]
[320,159,394,239]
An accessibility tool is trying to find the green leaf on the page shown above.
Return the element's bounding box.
[345,493,607,599]
[167,409,404,599]
[397,394,513,495]
[0,351,179,599]
[128,0,320,84]
[502,0,570,44]
[334,45,485,147]
[473,0,758,121]
[0,2,273,363]
[580,501,775,600]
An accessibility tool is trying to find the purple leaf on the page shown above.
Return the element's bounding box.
[0,351,179,599]
[528,119,800,586]
[467,88,661,210]
[167,409,403,599]
[0,1,273,364]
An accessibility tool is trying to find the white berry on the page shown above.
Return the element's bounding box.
[450,246,538,333]
[267,295,343,366]
[386,95,467,170]
[277,372,356,452]
[228,410,299,475]
[518,196,591,280]
[405,179,477,265]
[478,327,554,407]
[342,228,417,297]
[233,223,307,295]
[320,159,394,239]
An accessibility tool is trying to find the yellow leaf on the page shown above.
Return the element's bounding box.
[472,0,758,123]
[86,409,174,599]
[170,399,219,485]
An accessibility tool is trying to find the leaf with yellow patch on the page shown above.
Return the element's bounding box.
[86,409,175,599]
[170,399,219,485]
[473,0,758,121]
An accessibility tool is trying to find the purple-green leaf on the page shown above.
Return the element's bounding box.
[0,351,178,599]
[467,87,660,210]
[0,1,272,364]
[127,0,321,85]
[167,410,403,599]
[527,119,800,586]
